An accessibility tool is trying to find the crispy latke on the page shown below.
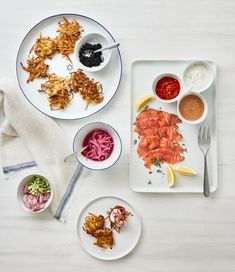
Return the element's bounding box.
[30,35,57,59]
[82,213,105,235]
[56,17,83,61]
[69,70,103,108]
[21,56,48,83]
[94,228,114,249]
[40,73,73,110]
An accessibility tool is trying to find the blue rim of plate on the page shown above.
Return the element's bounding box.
[16,13,122,120]
[72,122,122,171]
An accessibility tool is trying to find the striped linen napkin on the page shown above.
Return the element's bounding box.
[0,77,83,222]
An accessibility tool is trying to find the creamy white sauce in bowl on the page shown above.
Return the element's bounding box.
[183,61,214,93]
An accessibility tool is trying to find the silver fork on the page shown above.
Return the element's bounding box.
[198,124,211,197]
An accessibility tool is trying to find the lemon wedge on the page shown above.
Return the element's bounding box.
[166,165,175,187]
[136,95,154,112]
[174,166,197,176]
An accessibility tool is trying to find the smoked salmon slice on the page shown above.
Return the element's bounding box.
[143,148,184,168]
[135,109,181,134]
[137,136,183,157]
[134,108,185,169]
[141,126,182,142]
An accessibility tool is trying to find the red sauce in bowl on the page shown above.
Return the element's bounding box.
[155,76,180,100]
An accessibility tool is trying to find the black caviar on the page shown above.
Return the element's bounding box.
[79,42,104,68]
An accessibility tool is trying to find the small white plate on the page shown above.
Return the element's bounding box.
[77,196,141,260]
[16,13,122,120]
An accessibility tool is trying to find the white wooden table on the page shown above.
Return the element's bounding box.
[1,0,235,271]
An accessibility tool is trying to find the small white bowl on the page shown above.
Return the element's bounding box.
[177,92,208,125]
[76,33,111,72]
[152,73,182,103]
[183,61,214,93]
[17,174,53,213]
[73,122,122,170]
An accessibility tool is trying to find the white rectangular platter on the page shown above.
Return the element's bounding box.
[130,60,217,193]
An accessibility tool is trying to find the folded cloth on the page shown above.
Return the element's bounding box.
[0,77,81,222]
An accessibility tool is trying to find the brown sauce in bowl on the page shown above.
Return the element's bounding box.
[179,94,204,121]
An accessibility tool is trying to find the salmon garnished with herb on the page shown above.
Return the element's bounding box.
[134,108,185,169]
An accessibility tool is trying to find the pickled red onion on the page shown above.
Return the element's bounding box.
[81,129,114,161]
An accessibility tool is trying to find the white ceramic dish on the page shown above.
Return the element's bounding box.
[152,73,183,103]
[130,60,217,193]
[77,196,141,260]
[73,122,122,170]
[177,92,208,125]
[17,174,53,213]
[76,32,111,72]
[16,13,122,120]
[183,61,214,93]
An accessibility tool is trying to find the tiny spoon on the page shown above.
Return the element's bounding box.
[82,42,120,58]
[64,146,88,163]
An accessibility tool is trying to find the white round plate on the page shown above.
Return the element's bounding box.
[77,196,141,260]
[16,14,122,120]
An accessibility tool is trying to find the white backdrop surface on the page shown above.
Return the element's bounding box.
[0,0,235,271]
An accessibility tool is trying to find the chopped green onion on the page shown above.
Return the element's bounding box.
[26,176,51,195]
